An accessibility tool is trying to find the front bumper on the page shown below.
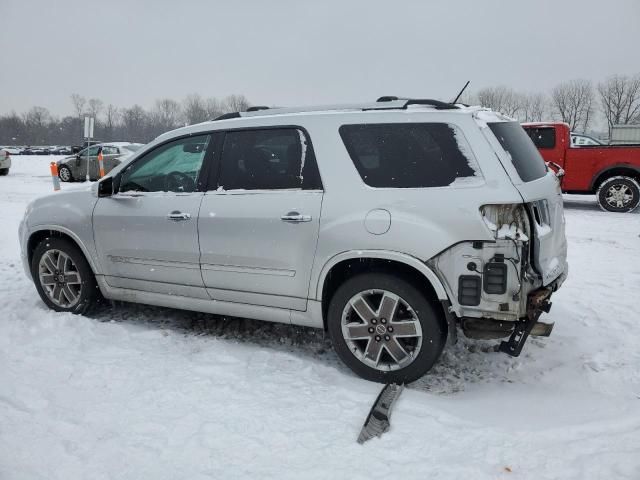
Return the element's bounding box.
[18,216,32,280]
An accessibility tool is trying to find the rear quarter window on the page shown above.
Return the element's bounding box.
[339,123,482,188]
[524,127,556,149]
[489,122,547,182]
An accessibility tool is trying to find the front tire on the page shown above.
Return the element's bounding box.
[596,176,640,213]
[31,237,98,314]
[0,168,8,176]
[58,165,73,182]
[327,273,446,383]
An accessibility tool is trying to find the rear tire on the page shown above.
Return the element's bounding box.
[31,237,98,314]
[596,176,640,213]
[327,273,446,383]
[0,168,8,176]
[58,165,73,182]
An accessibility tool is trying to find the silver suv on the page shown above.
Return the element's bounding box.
[19,98,568,383]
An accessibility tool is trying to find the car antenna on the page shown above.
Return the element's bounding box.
[451,80,470,104]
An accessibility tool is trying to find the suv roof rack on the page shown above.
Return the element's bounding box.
[212,97,459,121]
[245,106,270,112]
[376,96,459,110]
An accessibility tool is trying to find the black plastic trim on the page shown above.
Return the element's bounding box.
[458,275,481,306]
[483,262,507,294]
[213,112,241,121]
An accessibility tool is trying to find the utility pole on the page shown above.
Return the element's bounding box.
[83,116,94,182]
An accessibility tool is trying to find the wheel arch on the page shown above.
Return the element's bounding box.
[27,226,99,275]
[315,250,449,330]
[590,164,640,192]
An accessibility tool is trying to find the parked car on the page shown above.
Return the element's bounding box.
[1,146,23,155]
[0,149,11,175]
[20,98,568,383]
[48,146,73,155]
[523,122,640,212]
[56,142,144,181]
[571,133,603,147]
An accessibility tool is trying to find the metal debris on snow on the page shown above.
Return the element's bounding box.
[357,383,404,444]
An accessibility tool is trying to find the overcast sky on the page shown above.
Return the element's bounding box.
[1,0,639,116]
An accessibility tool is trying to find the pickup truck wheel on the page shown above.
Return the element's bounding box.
[327,273,446,383]
[58,165,73,182]
[597,176,640,213]
[31,237,98,314]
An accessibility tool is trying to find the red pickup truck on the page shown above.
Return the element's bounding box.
[522,122,640,213]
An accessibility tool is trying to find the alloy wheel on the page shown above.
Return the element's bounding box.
[38,249,82,308]
[341,289,423,371]
[59,167,70,181]
[605,183,634,209]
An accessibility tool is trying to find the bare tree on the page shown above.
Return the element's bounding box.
[205,97,224,119]
[551,79,594,132]
[183,94,209,125]
[151,98,182,135]
[70,93,86,117]
[22,106,52,144]
[520,93,548,122]
[476,86,523,118]
[121,105,148,142]
[223,94,251,113]
[87,98,104,121]
[104,104,120,141]
[597,74,640,136]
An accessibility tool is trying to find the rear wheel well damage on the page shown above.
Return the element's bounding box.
[320,257,448,334]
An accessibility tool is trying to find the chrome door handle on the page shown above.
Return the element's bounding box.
[281,212,312,223]
[167,211,191,221]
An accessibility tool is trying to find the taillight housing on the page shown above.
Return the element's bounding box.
[480,204,530,241]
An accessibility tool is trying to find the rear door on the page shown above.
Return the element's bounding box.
[198,127,323,311]
[93,134,213,298]
[101,145,121,173]
[487,122,568,286]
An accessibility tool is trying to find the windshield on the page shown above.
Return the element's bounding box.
[489,122,547,182]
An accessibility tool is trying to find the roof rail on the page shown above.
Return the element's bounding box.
[246,106,270,112]
[212,97,459,121]
[213,112,241,121]
[377,96,459,110]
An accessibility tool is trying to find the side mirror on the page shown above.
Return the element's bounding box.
[98,176,114,197]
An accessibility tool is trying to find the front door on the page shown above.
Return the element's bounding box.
[198,128,323,311]
[93,134,213,298]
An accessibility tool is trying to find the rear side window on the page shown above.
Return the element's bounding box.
[339,123,481,188]
[524,127,556,149]
[489,122,547,182]
[218,128,322,190]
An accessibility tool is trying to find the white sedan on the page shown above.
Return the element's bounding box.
[0,149,11,175]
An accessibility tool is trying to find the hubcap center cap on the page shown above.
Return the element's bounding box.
[375,324,387,335]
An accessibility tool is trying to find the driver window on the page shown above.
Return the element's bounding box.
[81,146,99,157]
[120,134,210,193]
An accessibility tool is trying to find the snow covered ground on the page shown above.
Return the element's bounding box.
[1,156,639,479]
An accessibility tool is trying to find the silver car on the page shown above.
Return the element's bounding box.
[56,142,143,181]
[19,98,568,383]
[0,148,11,175]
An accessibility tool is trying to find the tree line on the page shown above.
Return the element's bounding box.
[467,73,640,136]
[1,72,639,146]
[0,94,251,146]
